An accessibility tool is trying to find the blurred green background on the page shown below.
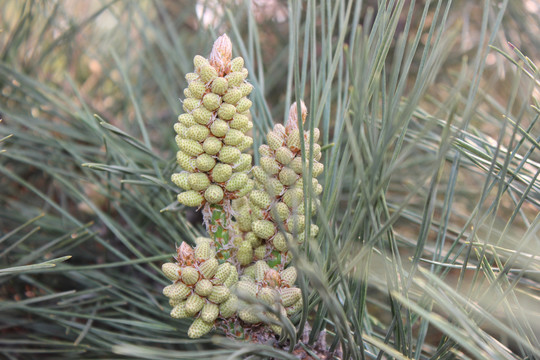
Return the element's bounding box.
[1,1,539,359]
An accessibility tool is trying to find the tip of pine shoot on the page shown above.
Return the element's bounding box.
[286,101,308,133]
[210,34,232,72]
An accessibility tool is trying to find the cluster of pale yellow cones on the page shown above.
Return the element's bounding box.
[161,34,324,339]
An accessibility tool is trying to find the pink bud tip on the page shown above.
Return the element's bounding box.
[285,101,308,133]
[210,34,232,73]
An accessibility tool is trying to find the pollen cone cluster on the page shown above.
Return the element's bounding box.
[236,261,302,335]
[164,35,324,340]
[162,239,239,338]
[172,34,254,209]
[233,101,323,269]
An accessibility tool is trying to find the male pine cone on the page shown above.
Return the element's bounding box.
[172,34,255,208]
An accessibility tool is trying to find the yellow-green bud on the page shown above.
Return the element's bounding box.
[267,131,283,150]
[162,263,181,281]
[193,55,208,70]
[211,77,228,95]
[163,282,191,300]
[273,232,289,252]
[236,97,252,113]
[286,129,301,151]
[170,301,189,318]
[187,317,213,339]
[223,266,239,287]
[196,153,216,172]
[259,144,272,157]
[271,202,290,223]
[233,153,252,172]
[236,136,253,152]
[188,80,206,99]
[246,232,261,248]
[171,172,191,190]
[181,266,200,285]
[177,190,203,207]
[199,257,219,279]
[184,88,193,98]
[178,113,197,127]
[275,146,294,165]
[280,267,297,286]
[218,146,241,164]
[286,297,303,316]
[278,167,297,186]
[219,293,238,318]
[174,123,188,138]
[238,308,260,324]
[232,197,248,211]
[211,163,232,183]
[258,287,279,305]
[239,82,253,97]
[254,245,266,260]
[241,68,248,79]
[178,138,204,157]
[202,92,221,111]
[287,215,305,233]
[183,98,200,113]
[203,137,222,155]
[194,242,213,260]
[243,265,256,279]
[236,179,254,197]
[237,241,253,266]
[204,185,224,204]
[226,71,244,87]
[282,188,304,209]
[230,57,244,72]
[270,322,282,336]
[261,156,281,175]
[313,161,324,177]
[307,143,321,159]
[290,157,303,174]
[229,113,249,132]
[252,166,267,183]
[185,293,205,315]
[192,107,213,125]
[195,237,213,246]
[213,263,232,285]
[210,119,228,137]
[250,190,271,209]
[185,72,199,83]
[249,205,265,220]
[313,128,320,143]
[280,287,301,307]
[225,173,248,191]
[208,285,230,304]
[186,124,210,142]
[218,103,236,120]
[265,177,284,197]
[254,260,270,282]
[201,302,219,323]
[236,280,258,299]
[310,224,319,237]
[223,129,243,146]
[199,64,218,83]
[176,151,197,172]
[236,205,252,232]
[252,220,275,239]
[188,173,210,191]
[223,88,242,105]
[195,279,213,297]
